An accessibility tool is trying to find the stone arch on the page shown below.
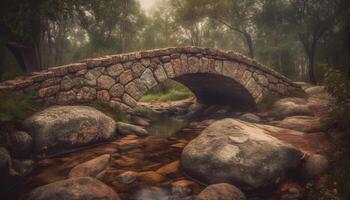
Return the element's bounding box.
[0,47,302,112]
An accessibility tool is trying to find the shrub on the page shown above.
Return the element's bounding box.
[0,91,40,123]
[322,65,350,131]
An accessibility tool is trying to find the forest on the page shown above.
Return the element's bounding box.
[0,0,349,83]
[0,1,350,200]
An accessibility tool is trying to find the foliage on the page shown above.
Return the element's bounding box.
[0,91,39,123]
[140,80,193,102]
[322,65,350,131]
[87,102,130,123]
[305,175,339,200]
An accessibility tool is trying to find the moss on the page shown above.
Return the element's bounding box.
[256,94,280,112]
[87,102,131,123]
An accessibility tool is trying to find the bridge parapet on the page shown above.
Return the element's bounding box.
[0,47,301,111]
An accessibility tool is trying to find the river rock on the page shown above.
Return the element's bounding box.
[270,116,322,133]
[196,183,246,200]
[302,154,329,179]
[305,86,325,95]
[181,119,302,190]
[24,106,117,155]
[270,98,313,119]
[68,154,111,178]
[117,122,148,136]
[27,177,120,200]
[8,131,33,157]
[239,113,261,123]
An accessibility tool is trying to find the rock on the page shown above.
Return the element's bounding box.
[8,131,33,157]
[270,116,322,133]
[181,119,302,190]
[305,86,325,95]
[116,171,138,184]
[196,183,246,200]
[239,113,261,123]
[97,75,115,90]
[171,179,198,198]
[156,160,180,176]
[24,106,117,155]
[27,177,120,200]
[0,147,11,177]
[302,154,329,179]
[68,154,111,178]
[131,116,150,127]
[270,98,313,119]
[137,171,165,184]
[117,122,148,136]
[12,159,35,176]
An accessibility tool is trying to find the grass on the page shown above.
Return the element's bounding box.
[140,79,194,102]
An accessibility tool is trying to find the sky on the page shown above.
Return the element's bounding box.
[138,0,158,14]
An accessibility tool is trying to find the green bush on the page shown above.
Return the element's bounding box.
[322,65,350,131]
[0,91,40,123]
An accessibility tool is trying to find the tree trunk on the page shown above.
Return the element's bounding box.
[308,51,316,84]
[6,42,41,73]
[243,32,254,58]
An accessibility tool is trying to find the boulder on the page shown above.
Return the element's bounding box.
[24,106,117,155]
[302,154,329,179]
[8,131,33,157]
[181,119,302,190]
[239,113,261,123]
[27,177,120,200]
[270,98,313,119]
[305,86,325,95]
[270,116,322,133]
[196,183,246,200]
[117,122,148,136]
[68,154,111,178]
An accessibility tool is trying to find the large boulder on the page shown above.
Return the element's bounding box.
[27,177,120,200]
[181,119,302,190]
[270,116,322,133]
[270,98,313,119]
[24,106,117,155]
[69,154,111,178]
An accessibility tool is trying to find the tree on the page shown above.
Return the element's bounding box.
[287,0,342,83]
[0,0,76,72]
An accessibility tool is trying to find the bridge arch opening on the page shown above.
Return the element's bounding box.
[140,73,256,112]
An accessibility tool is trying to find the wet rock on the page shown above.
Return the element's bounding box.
[280,181,302,200]
[117,122,148,136]
[8,131,33,157]
[27,177,120,200]
[270,116,322,133]
[24,106,117,155]
[116,171,138,184]
[131,116,150,127]
[171,179,199,198]
[12,159,35,176]
[270,98,313,119]
[69,154,111,178]
[196,183,246,200]
[137,171,166,184]
[0,147,11,177]
[156,160,180,176]
[302,154,329,179]
[239,113,261,123]
[181,119,302,190]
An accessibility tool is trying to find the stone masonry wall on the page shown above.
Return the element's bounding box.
[0,46,301,112]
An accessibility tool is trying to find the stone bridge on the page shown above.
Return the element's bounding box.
[0,47,301,111]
